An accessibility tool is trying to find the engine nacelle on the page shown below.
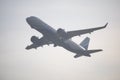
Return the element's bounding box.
[57,28,67,39]
[31,36,39,44]
[57,28,66,34]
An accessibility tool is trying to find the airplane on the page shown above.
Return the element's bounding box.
[25,16,107,58]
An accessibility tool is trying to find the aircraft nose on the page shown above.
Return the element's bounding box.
[26,17,30,23]
[26,17,33,25]
[26,16,37,23]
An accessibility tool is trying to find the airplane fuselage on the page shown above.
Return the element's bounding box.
[26,16,84,55]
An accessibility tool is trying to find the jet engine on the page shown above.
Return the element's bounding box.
[31,36,39,44]
[57,28,67,39]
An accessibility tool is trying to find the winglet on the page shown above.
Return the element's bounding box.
[104,22,108,28]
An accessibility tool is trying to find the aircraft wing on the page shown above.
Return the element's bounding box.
[67,23,108,38]
[26,36,52,50]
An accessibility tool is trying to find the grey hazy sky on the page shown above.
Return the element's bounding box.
[0,0,120,80]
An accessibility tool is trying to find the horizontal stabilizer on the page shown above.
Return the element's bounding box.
[84,49,102,57]
[86,49,103,54]
[74,49,102,58]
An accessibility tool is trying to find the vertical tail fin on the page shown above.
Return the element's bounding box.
[80,37,90,50]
